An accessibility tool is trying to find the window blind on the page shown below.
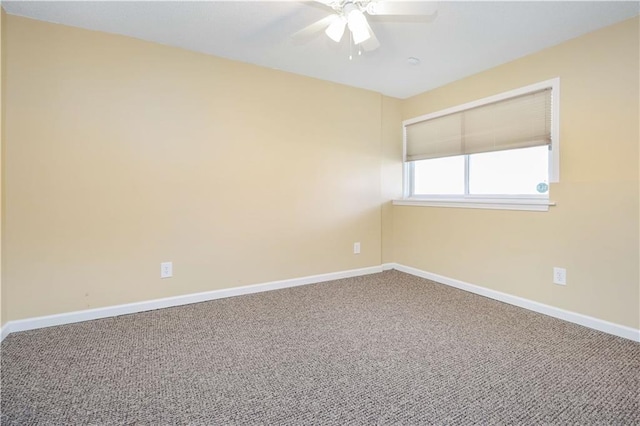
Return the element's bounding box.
[405,88,552,162]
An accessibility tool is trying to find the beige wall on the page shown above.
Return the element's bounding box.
[380,96,402,264]
[2,13,638,331]
[2,15,385,323]
[394,17,640,328]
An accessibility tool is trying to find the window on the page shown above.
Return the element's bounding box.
[398,78,559,211]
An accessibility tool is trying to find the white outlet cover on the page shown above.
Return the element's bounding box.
[553,267,566,285]
[161,262,173,279]
[353,242,361,254]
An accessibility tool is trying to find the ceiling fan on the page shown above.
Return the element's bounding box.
[294,1,438,52]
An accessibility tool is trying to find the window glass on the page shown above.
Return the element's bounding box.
[469,146,549,195]
[413,155,465,195]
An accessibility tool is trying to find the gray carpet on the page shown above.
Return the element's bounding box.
[1,270,639,425]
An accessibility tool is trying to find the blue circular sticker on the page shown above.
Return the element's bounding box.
[536,182,549,193]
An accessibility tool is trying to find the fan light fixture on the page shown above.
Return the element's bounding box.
[323,2,371,45]
[344,3,371,45]
[293,1,438,53]
[325,15,347,42]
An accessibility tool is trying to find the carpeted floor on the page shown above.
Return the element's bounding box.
[1,270,639,425]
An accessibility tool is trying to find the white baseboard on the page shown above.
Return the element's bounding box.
[382,263,396,271]
[388,263,640,343]
[3,263,638,344]
[0,265,383,342]
[1,323,12,341]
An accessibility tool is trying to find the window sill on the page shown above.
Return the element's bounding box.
[392,197,556,212]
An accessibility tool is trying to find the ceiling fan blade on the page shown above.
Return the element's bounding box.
[313,0,340,8]
[366,1,438,16]
[291,14,338,42]
[360,19,380,52]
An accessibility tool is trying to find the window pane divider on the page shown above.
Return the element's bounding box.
[463,155,470,196]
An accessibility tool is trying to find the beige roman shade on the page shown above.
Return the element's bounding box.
[405,88,552,162]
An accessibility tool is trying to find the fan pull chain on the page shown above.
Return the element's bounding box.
[348,31,363,60]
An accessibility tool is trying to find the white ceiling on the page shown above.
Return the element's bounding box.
[3,1,639,98]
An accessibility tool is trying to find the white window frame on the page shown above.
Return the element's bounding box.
[396,78,560,212]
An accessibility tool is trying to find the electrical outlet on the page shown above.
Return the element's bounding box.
[161,262,173,279]
[353,242,361,254]
[553,267,566,285]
